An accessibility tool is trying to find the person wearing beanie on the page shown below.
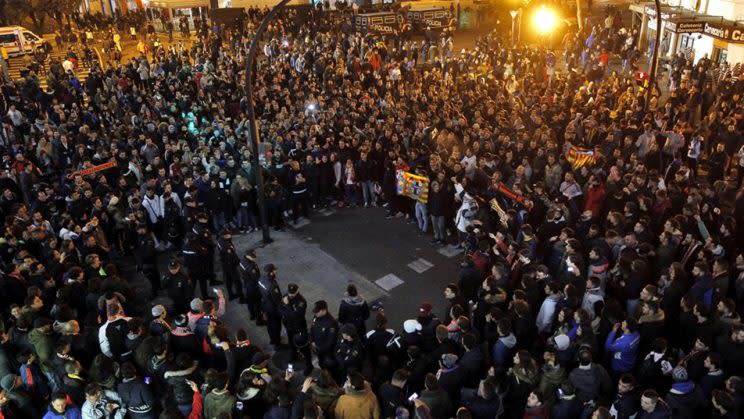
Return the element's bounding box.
[437,353,464,406]
[187,298,204,330]
[149,304,171,337]
[664,366,705,419]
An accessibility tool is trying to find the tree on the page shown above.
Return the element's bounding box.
[7,0,81,32]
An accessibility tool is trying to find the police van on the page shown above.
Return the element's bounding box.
[0,26,51,56]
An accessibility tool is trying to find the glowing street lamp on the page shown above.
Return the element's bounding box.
[532,6,558,35]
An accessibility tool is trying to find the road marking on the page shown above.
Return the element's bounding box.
[407,258,434,273]
[319,208,336,216]
[375,273,404,291]
[438,245,463,258]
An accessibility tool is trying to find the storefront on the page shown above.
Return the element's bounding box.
[630,2,744,64]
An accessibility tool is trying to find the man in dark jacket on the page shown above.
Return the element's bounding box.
[311,300,339,371]
[462,376,501,419]
[417,301,442,353]
[258,264,283,347]
[459,333,485,389]
[279,283,308,358]
[609,373,641,419]
[551,382,583,419]
[334,324,364,381]
[436,353,464,407]
[239,249,262,322]
[568,349,613,405]
[163,259,193,315]
[419,373,453,419]
[638,389,671,419]
[337,284,370,337]
[217,228,243,301]
[377,369,408,418]
[182,231,210,298]
[118,362,156,418]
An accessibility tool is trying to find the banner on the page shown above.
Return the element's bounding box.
[564,142,598,171]
[68,161,118,178]
[396,170,429,203]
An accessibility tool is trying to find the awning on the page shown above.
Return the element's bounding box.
[630,2,744,43]
[149,0,209,8]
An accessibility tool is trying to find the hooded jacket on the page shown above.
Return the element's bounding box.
[492,333,517,367]
[665,381,705,419]
[568,363,613,404]
[338,296,370,336]
[28,328,54,373]
[164,361,198,405]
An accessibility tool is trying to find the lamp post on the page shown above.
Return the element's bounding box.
[510,10,518,46]
[645,0,662,113]
[245,0,292,244]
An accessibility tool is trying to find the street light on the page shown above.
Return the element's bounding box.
[245,0,293,244]
[532,6,558,35]
[510,10,519,46]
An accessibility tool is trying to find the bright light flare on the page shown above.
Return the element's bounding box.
[533,6,558,35]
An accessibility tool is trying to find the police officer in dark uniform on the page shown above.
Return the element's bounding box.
[163,259,194,315]
[217,228,243,301]
[239,249,262,323]
[182,196,200,233]
[279,283,307,358]
[194,211,220,285]
[310,300,339,371]
[258,263,283,347]
[183,231,209,298]
[135,223,160,297]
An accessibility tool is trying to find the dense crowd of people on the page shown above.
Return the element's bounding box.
[1,4,744,419]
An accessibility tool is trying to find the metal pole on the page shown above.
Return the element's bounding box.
[645,0,661,113]
[246,0,291,244]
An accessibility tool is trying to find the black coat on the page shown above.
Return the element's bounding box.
[338,297,370,336]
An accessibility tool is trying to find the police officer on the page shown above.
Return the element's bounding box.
[135,223,160,297]
[280,283,307,358]
[334,324,364,382]
[183,231,209,298]
[310,300,339,371]
[258,263,283,347]
[217,228,243,301]
[239,249,262,323]
[163,259,194,315]
[194,211,220,285]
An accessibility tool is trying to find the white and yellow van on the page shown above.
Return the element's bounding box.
[0,26,51,56]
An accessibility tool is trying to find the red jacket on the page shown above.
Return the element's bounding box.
[523,406,548,419]
[584,183,606,217]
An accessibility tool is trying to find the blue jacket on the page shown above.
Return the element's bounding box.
[43,405,83,419]
[492,334,517,368]
[605,330,640,373]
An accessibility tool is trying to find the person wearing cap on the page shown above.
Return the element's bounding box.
[311,300,339,372]
[1,372,41,417]
[134,223,160,298]
[239,249,263,323]
[162,258,194,315]
[279,283,308,357]
[417,301,441,353]
[217,227,244,301]
[338,284,370,337]
[258,263,283,347]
